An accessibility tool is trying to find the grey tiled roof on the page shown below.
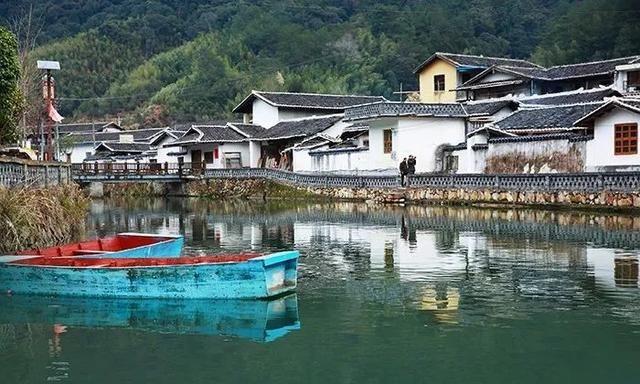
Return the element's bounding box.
[493,103,604,131]
[95,142,151,153]
[462,56,640,89]
[518,88,620,106]
[171,125,246,145]
[344,101,467,121]
[574,98,640,125]
[488,133,593,143]
[254,115,343,141]
[544,56,640,79]
[57,122,118,135]
[463,100,517,116]
[68,128,166,144]
[414,52,540,73]
[227,123,266,138]
[233,91,385,113]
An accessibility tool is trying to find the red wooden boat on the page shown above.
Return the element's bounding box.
[9,233,184,259]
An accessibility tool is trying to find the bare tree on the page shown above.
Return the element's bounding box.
[11,4,44,145]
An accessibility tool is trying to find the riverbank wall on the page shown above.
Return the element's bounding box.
[179,178,640,210]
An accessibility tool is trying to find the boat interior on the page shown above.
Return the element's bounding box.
[10,254,262,268]
[17,235,177,257]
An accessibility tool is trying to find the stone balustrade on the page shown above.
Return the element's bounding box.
[0,158,72,188]
[204,168,640,193]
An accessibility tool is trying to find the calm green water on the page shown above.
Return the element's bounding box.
[2,198,640,384]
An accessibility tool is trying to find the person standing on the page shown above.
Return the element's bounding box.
[399,158,408,187]
[408,155,416,175]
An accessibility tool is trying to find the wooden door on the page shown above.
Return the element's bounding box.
[191,149,202,169]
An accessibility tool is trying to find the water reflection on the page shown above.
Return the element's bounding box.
[0,295,300,343]
[2,199,640,383]
[87,199,640,321]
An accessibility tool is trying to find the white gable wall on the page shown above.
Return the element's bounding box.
[586,108,640,171]
[478,71,519,83]
[252,99,280,128]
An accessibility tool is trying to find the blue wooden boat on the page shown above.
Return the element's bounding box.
[7,233,184,260]
[0,251,299,299]
[0,294,300,342]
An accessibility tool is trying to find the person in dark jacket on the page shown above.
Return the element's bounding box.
[399,158,408,187]
[407,155,416,175]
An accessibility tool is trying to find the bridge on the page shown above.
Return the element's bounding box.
[70,162,640,193]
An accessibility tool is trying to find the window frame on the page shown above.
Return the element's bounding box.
[614,123,638,156]
[383,129,393,154]
[433,74,446,92]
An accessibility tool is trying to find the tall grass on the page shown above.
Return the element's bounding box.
[0,184,89,254]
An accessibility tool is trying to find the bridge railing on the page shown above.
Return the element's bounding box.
[0,158,72,188]
[73,161,209,177]
[72,163,640,193]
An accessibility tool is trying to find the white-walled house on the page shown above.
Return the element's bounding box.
[233,91,385,128]
[68,127,178,164]
[232,91,384,170]
[460,96,640,174]
[161,123,266,168]
[576,98,640,172]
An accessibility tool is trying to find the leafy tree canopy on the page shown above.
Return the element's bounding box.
[1,0,638,126]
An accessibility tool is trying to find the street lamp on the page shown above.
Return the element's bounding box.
[37,60,60,161]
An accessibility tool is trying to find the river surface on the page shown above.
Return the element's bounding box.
[1,198,640,383]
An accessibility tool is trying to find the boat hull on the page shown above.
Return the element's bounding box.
[0,251,298,299]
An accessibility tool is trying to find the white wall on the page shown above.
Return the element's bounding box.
[252,99,280,128]
[70,143,94,163]
[294,149,370,173]
[396,117,466,173]
[368,119,399,171]
[586,108,640,171]
[249,141,261,167]
[480,72,518,83]
[177,142,251,168]
[458,133,488,174]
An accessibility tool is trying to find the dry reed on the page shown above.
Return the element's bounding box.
[0,184,89,254]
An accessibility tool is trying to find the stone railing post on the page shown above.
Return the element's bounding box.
[23,163,28,183]
[44,165,49,187]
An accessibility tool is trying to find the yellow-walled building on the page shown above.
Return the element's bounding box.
[414,52,541,103]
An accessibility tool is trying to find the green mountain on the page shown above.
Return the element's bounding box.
[2,0,639,126]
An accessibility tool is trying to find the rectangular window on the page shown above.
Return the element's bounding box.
[204,151,214,164]
[614,123,638,155]
[224,152,242,168]
[628,71,640,87]
[383,129,393,154]
[434,74,445,92]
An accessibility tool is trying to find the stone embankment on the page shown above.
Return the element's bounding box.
[184,178,640,210]
[302,185,640,209]
[91,178,640,210]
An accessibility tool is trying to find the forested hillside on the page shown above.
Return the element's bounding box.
[1,0,639,126]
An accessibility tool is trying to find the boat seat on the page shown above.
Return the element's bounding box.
[71,250,109,256]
